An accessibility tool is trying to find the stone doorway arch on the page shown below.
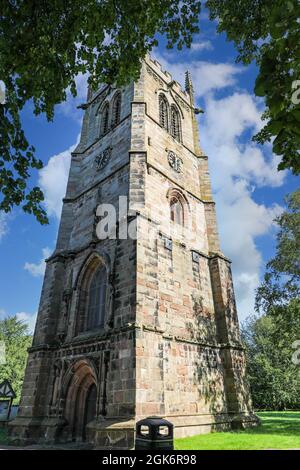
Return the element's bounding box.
[82,383,97,441]
[64,360,97,441]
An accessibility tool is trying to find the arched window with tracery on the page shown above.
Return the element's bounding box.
[159,94,169,131]
[100,102,109,135]
[86,264,107,330]
[170,195,184,226]
[76,258,108,334]
[170,105,181,142]
[112,92,121,127]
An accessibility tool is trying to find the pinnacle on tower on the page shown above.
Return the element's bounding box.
[185,70,194,98]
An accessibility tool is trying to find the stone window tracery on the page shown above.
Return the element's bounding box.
[170,195,184,226]
[170,104,181,142]
[100,102,109,135]
[86,264,107,330]
[76,258,108,334]
[112,92,121,127]
[159,93,169,131]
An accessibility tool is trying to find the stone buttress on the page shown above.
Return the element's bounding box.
[9,56,258,448]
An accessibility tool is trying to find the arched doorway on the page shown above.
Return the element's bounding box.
[64,360,97,441]
[83,383,97,441]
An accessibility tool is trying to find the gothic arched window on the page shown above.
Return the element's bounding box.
[170,105,181,142]
[86,264,107,330]
[159,94,169,131]
[170,196,184,226]
[112,92,121,127]
[100,103,109,135]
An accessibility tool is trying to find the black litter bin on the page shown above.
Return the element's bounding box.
[135,416,174,450]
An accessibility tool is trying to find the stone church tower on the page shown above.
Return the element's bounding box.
[10,56,257,448]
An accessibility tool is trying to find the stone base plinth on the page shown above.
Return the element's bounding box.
[87,418,136,449]
[8,416,135,449]
[169,412,260,439]
[8,416,67,446]
[9,412,259,449]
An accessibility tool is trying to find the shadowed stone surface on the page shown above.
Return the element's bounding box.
[9,57,258,449]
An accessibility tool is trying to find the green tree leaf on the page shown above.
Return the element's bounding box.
[0,0,201,221]
[0,316,32,404]
[207,0,300,174]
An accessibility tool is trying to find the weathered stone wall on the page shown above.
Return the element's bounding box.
[16,350,53,419]
[132,57,253,432]
[136,216,216,337]
[135,329,228,419]
[143,58,195,153]
[12,78,139,445]
[10,56,256,448]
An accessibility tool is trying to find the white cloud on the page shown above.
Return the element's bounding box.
[195,62,243,95]
[201,92,285,320]
[154,51,286,320]
[38,141,76,219]
[190,40,213,52]
[0,309,37,334]
[215,193,282,319]
[16,311,37,334]
[202,93,284,189]
[58,73,88,122]
[24,247,52,277]
[0,212,9,242]
[74,73,89,101]
[153,52,243,96]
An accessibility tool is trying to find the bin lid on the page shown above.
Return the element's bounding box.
[136,416,173,427]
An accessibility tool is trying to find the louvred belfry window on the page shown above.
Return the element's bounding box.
[170,105,181,142]
[101,103,109,135]
[170,196,184,226]
[159,94,169,131]
[112,93,121,127]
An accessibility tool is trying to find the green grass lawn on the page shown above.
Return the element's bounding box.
[175,412,300,450]
[0,412,299,449]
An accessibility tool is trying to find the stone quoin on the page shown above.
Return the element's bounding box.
[9,56,258,449]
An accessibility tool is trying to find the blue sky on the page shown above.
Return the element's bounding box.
[0,13,298,332]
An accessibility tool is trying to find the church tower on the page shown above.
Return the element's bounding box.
[10,56,258,448]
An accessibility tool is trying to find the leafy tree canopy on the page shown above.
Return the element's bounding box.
[256,188,300,312]
[242,306,300,410]
[0,0,200,223]
[207,0,300,174]
[245,188,300,410]
[0,0,299,224]
[0,316,32,403]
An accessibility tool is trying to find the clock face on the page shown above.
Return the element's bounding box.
[95,147,112,170]
[167,151,183,173]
